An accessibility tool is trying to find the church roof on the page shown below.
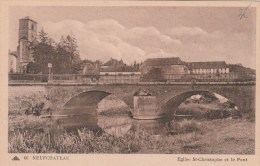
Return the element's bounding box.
[19,16,37,23]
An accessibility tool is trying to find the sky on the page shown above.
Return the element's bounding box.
[9,6,256,68]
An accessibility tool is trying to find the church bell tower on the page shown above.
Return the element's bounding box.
[17,16,37,73]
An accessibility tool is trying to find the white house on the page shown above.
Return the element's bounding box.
[9,50,17,73]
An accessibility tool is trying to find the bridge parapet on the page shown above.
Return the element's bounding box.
[8,81,256,86]
[9,73,256,85]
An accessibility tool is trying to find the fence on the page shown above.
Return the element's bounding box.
[9,74,49,83]
[9,73,255,84]
[163,73,255,82]
[9,73,141,84]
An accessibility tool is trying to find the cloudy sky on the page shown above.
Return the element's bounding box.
[9,6,256,68]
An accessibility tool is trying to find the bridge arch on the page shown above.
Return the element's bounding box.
[161,90,237,117]
[51,90,134,132]
[64,90,111,107]
[62,90,132,115]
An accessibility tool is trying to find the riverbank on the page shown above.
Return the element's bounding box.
[8,117,254,154]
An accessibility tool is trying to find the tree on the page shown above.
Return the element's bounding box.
[133,61,141,71]
[32,29,56,74]
[60,34,80,64]
[141,68,166,82]
[228,64,256,81]
[26,62,41,74]
[31,29,82,74]
[56,35,82,73]
[38,28,49,44]
[54,42,72,73]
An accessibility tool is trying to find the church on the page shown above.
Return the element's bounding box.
[9,16,37,73]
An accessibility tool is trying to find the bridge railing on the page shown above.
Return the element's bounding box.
[9,74,49,83]
[9,73,255,84]
[9,73,142,84]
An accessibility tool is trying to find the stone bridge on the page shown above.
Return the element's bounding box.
[9,82,255,119]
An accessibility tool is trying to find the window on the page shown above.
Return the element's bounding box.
[226,68,229,73]
[31,24,34,30]
[203,69,206,74]
[218,68,222,74]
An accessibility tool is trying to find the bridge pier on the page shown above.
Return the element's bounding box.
[133,95,162,119]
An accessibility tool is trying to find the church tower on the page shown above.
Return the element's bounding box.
[17,16,37,73]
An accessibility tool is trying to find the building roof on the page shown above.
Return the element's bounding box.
[103,58,125,67]
[143,57,185,66]
[9,51,17,57]
[100,66,138,72]
[188,61,228,69]
[19,36,28,40]
[19,16,37,23]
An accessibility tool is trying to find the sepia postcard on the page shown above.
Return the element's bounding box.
[0,0,259,166]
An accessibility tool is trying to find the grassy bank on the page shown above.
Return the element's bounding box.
[8,118,254,154]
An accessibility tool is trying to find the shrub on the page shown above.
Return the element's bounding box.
[175,103,242,120]
[178,120,203,134]
[165,120,204,135]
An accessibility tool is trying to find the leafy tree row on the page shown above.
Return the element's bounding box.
[27,29,81,74]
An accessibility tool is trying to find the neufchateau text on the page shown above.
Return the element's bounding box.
[32,156,69,160]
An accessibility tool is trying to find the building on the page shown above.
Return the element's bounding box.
[140,57,236,82]
[78,59,100,75]
[16,16,37,73]
[100,58,126,70]
[188,61,229,74]
[82,62,99,75]
[8,50,17,73]
[140,57,190,81]
[187,61,233,80]
[99,59,140,83]
[78,58,140,83]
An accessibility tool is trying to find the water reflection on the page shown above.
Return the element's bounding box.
[53,105,170,137]
[98,115,132,137]
[54,106,98,130]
